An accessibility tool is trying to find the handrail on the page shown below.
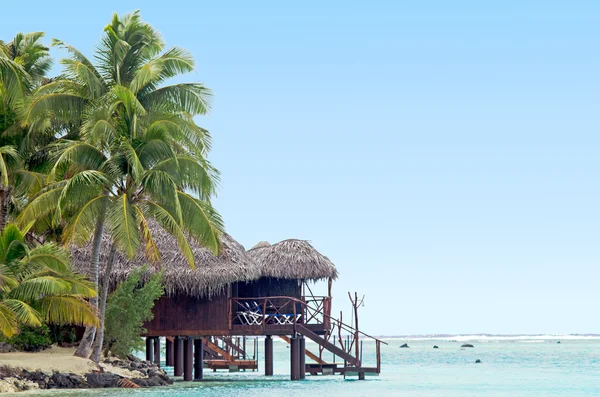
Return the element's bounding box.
[232,296,388,345]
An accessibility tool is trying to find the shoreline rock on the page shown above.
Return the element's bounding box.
[0,356,171,393]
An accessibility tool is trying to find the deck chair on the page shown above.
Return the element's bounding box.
[242,302,263,325]
[252,301,295,325]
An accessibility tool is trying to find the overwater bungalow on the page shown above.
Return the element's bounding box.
[72,225,383,381]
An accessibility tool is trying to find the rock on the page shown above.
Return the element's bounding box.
[475,359,481,364]
[0,342,16,353]
[461,344,474,348]
[132,374,172,387]
[400,343,409,348]
[127,354,142,362]
[50,373,76,388]
[0,372,43,392]
[85,373,121,388]
[0,378,20,393]
[67,374,88,388]
[14,378,40,391]
[433,345,439,349]
[557,341,561,344]
[21,370,49,389]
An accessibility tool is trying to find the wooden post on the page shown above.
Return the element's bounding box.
[194,338,203,381]
[243,336,247,360]
[145,337,153,362]
[184,337,193,381]
[153,337,161,367]
[166,338,174,366]
[265,335,273,376]
[174,337,183,376]
[299,336,306,379]
[290,336,300,381]
[376,340,381,374]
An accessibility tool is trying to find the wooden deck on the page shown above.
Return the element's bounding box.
[145,323,327,337]
[205,359,258,371]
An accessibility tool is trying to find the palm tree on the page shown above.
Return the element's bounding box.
[0,33,53,229]
[20,11,224,361]
[0,223,98,338]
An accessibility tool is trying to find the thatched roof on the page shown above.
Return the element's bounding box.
[248,239,338,281]
[71,223,261,298]
[252,241,271,249]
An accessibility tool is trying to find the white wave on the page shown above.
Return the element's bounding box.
[376,334,600,342]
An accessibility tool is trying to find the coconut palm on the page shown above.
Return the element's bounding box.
[0,33,53,229]
[0,223,98,338]
[19,11,223,361]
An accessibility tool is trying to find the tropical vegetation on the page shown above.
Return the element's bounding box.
[0,10,223,361]
[0,223,98,338]
[103,267,164,358]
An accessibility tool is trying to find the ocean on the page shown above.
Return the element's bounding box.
[15,336,600,396]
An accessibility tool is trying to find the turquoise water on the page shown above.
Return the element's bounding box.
[16,338,600,396]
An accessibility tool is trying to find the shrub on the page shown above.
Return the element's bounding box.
[49,325,78,346]
[103,268,164,358]
[9,325,53,352]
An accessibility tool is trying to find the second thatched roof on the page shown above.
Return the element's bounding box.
[248,239,338,281]
[71,223,261,298]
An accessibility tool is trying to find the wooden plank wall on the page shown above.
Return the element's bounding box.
[144,293,229,334]
[236,278,301,298]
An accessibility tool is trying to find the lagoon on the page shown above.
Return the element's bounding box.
[14,337,600,397]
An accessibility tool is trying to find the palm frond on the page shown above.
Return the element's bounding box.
[62,195,109,246]
[176,191,223,255]
[134,205,160,265]
[107,194,140,259]
[144,200,194,267]
[0,302,18,337]
[2,299,42,327]
[9,276,71,301]
[141,83,211,116]
[37,295,99,327]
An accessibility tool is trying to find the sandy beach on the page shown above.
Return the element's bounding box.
[0,346,144,378]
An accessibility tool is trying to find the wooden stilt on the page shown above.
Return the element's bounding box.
[358,372,365,380]
[194,338,203,381]
[153,337,161,367]
[290,336,300,380]
[174,337,183,376]
[299,336,306,379]
[145,337,153,362]
[166,338,174,366]
[265,335,273,376]
[184,337,193,381]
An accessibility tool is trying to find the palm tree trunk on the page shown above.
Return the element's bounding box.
[74,215,105,358]
[90,242,117,363]
[0,186,11,230]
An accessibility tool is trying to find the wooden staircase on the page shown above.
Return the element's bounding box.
[296,324,360,367]
[279,335,326,364]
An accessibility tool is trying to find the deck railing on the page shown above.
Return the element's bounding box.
[231,296,330,328]
[230,295,386,372]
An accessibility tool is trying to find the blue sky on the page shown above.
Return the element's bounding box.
[3,1,599,335]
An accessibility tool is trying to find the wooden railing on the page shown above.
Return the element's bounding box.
[230,295,386,372]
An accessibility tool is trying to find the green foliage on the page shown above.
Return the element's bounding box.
[49,324,77,345]
[8,324,52,352]
[0,223,99,338]
[103,267,164,358]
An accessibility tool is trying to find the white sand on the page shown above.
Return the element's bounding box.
[0,346,143,378]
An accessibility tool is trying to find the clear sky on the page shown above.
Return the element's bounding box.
[3,1,599,336]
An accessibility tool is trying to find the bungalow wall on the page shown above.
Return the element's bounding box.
[235,278,301,299]
[144,292,229,336]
